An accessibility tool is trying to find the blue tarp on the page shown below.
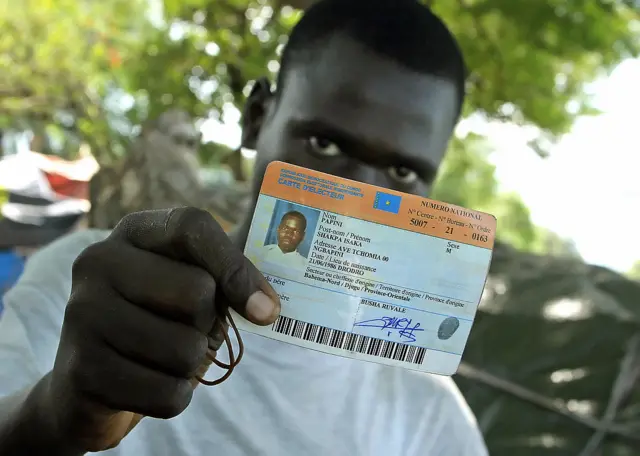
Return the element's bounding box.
[0,250,24,315]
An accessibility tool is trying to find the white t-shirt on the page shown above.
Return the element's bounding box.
[260,244,308,270]
[0,230,488,456]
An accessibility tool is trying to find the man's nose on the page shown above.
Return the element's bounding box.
[350,166,377,185]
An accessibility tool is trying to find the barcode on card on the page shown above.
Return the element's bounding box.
[272,316,427,365]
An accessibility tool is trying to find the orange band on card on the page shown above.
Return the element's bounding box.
[260,162,496,249]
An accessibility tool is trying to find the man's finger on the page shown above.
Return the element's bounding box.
[109,208,280,325]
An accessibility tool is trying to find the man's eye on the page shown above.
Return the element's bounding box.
[388,166,418,184]
[307,136,342,157]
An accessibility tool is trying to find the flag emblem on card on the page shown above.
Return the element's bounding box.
[373,191,401,214]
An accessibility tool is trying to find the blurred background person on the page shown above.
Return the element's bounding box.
[0,149,97,311]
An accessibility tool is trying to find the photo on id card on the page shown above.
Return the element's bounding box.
[237,161,496,376]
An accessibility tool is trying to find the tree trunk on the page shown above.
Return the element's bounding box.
[89,110,249,232]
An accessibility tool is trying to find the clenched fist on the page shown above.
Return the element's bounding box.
[46,208,280,452]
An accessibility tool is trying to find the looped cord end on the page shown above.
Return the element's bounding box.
[196,310,244,386]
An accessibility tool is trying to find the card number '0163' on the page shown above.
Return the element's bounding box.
[471,233,489,243]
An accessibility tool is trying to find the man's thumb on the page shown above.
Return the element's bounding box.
[245,287,281,325]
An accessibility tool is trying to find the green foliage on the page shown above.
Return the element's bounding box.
[628,261,640,280]
[146,0,640,145]
[2,0,636,249]
[431,134,498,209]
[121,1,299,122]
[0,0,151,162]
[432,0,639,137]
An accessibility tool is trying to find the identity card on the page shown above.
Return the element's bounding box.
[236,161,496,375]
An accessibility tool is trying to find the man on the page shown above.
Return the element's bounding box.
[261,211,308,269]
[0,149,96,313]
[0,0,487,455]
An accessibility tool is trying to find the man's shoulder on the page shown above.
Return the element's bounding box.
[420,372,478,421]
[396,369,487,453]
[394,367,468,406]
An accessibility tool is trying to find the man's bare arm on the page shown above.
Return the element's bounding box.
[0,231,113,455]
[0,373,84,456]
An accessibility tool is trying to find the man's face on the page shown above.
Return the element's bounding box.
[277,214,305,252]
[248,34,460,197]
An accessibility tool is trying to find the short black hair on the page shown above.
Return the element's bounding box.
[277,0,467,115]
[281,211,307,230]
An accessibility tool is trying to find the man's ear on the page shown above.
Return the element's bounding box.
[241,77,274,150]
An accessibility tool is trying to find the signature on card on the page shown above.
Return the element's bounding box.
[353,316,424,343]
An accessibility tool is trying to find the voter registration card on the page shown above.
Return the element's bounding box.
[236,161,496,375]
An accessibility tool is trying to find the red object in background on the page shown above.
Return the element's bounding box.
[42,171,89,200]
[29,151,98,201]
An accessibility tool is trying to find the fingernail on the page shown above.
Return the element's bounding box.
[247,291,278,323]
